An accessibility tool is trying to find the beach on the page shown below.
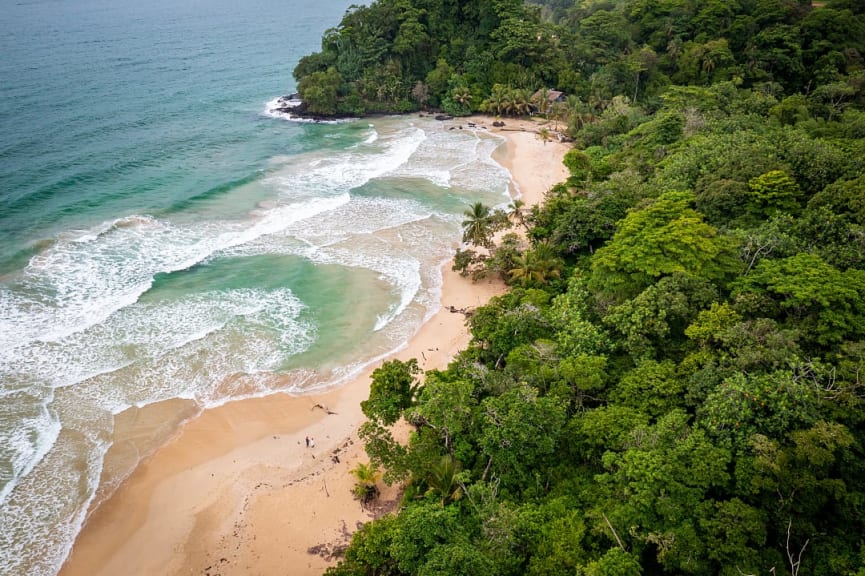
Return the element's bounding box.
[58,117,570,576]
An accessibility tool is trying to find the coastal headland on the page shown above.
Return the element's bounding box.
[59,115,570,576]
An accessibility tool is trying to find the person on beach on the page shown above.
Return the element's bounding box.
[305,436,309,448]
[310,437,315,448]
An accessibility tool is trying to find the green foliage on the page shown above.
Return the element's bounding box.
[469,290,555,365]
[296,68,343,115]
[519,499,589,575]
[389,503,468,574]
[318,0,865,573]
[596,411,730,571]
[590,190,740,299]
[696,498,767,573]
[571,405,651,462]
[424,455,463,507]
[746,169,802,217]
[479,384,567,490]
[507,243,564,288]
[733,253,865,347]
[610,359,685,418]
[549,275,610,357]
[359,420,410,485]
[452,247,479,277]
[461,202,495,249]
[603,273,718,359]
[324,515,400,576]
[700,370,821,441]
[417,542,494,576]
[351,461,382,506]
[362,358,422,426]
[581,547,642,576]
[409,371,477,462]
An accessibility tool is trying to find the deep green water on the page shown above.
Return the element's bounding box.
[0,1,511,573]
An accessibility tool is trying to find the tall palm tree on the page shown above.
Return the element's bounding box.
[506,199,529,232]
[426,455,462,507]
[461,202,494,248]
[550,100,562,131]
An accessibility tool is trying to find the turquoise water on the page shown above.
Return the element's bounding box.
[0,1,511,574]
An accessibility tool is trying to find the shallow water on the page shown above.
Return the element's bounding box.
[0,1,511,574]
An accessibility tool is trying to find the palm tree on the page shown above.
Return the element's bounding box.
[550,100,562,131]
[452,86,473,113]
[426,455,462,507]
[487,84,509,116]
[508,243,563,287]
[350,462,381,508]
[461,202,494,249]
[538,127,552,146]
[532,88,551,116]
[513,89,532,116]
[506,199,529,232]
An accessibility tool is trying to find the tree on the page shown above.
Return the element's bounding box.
[590,191,741,299]
[508,244,564,287]
[581,548,641,576]
[626,45,658,101]
[425,455,463,507]
[389,503,467,574]
[411,80,430,108]
[296,67,343,115]
[603,273,718,360]
[563,149,593,187]
[359,420,410,485]
[733,252,865,347]
[594,411,731,572]
[418,542,495,576]
[746,170,802,217]
[537,127,552,145]
[443,76,474,116]
[462,202,495,249]
[609,359,685,418]
[351,461,382,507]
[362,358,422,426]
[409,372,478,460]
[324,515,400,575]
[469,290,555,365]
[479,384,567,490]
[700,370,821,442]
[506,199,528,232]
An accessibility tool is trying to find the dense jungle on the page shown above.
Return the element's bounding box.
[294,0,865,574]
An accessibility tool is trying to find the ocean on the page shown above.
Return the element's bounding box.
[0,1,511,574]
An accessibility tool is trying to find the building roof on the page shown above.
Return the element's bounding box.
[531,88,565,102]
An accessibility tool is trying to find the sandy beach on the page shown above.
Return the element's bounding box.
[58,116,570,576]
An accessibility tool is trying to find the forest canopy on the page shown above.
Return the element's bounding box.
[293,0,865,119]
[292,0,865,574]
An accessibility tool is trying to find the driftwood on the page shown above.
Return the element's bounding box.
[447,305,475,317]
[313,403,338,415]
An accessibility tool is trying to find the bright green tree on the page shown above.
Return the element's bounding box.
[590,190,741,299]
[747,169,802,217]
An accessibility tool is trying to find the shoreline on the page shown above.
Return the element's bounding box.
[58,115,570,576]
